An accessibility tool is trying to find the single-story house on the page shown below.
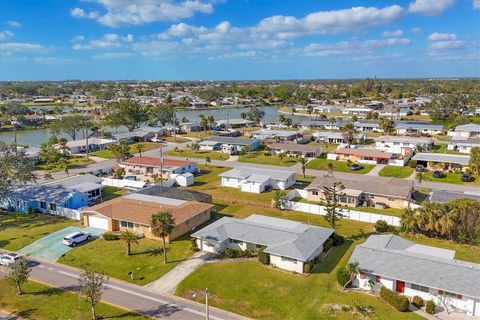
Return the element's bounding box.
[82,193,214,240]
[220,167,296,193]
[329,147,409,166]
[192,214,334,273]
[350,234,480,316]
[447,123,480,139]
[428,190,480,203]
[411,153,470,171]
[180,122,202,132]
[305,176,413,209]
[300,120,347,130]
[57,138,116,154]
[395,122,444,136]
[198,136,262,154]
[215,118,254,128]
[137,185,212,203]
[314,132,367,144]
[121,157,197,180]
[43,174,104,203]
[447,138,480,154]
[269,142,322,158]
[1,184,88,216]
[17,146,41,163]
[112,129,155,143]
[374,136,433,153]
[342,107,372,115]
[354,120,382,132]
[251,129,299,141]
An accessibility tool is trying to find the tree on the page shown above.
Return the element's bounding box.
[120,229,138,256]
[108,141,131,162]
[273,190,288,209]
[199,114,208,133]
[469,147,480,175]
[427,95,466,124]
[50,114,85,140]
[151,104,175,126]
[299,157,307,178]
[415,172,424,185]
[205,156,211,166]
[58,138,70,156]
[79,269,108,320]
[0,144,36,202]
[181,116,189,123]
[105,100,149,132]
[190,142,200,153]
[345,261,359,287]
[207,115,215,131]
[151,212,176,264]
[341,122,357,144]
[57,158,69,176]
[324,181,345,229]
[7,257,31,295]
[136,142,145,157]
[240,112,247,119]
[378,118,395,135]
[247,105,265,125]
[327,162,334,177]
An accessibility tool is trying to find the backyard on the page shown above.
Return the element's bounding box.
[90,142,161,159]
[306,157,374,174]
[0,279,148,320]
[378,166,414,178]
[36,156,95,173]
[166,148,229,160]
[239,151,300,166]
[0,213,78,251]
[98,186,128,202]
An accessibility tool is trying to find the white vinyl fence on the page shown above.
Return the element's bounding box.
[284,189,401,227]
[56,207,81,220]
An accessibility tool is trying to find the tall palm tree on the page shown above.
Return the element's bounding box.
[120,230,138,256]
[151,212,175,264]
[136,142,145,157]
[415,172,424,185]
[341,122,357,145]
[207,116,215,132]
[299,157,307,178]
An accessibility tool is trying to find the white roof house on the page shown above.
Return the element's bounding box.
[219,167,296,193]
[57,138,116,154]
[448,123,480,139]
[411,153,470,166]
[192,214,334,273]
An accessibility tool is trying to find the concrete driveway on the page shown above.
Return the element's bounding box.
[18,226,104,262]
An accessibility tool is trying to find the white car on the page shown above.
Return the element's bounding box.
[0,252,21,266]
[62,231,92,247]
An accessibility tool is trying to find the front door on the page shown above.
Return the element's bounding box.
[396,280,405,293]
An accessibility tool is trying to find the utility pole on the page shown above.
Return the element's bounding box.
[160,147,163,186]
[205,288,209,320]
[172,107,177,142]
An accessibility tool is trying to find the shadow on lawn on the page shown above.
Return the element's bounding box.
[313,240,353,274]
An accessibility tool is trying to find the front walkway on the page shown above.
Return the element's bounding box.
[366,164,386,176]
[144,251,214,294]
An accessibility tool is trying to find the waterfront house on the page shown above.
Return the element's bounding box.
[268,142,322,158]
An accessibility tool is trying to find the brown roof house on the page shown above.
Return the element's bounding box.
[81,193,214,241]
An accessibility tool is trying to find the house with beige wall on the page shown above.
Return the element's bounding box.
[120,156,197,181]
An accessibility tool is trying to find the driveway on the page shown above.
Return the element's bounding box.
[18,226,104,262]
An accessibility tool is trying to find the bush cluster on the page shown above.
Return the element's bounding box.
[412,296,424,308]
[304,261,314,273]
[336,267,350,287]
[102,232,119,241]
[425,300,435,314]
[331,233,345,246]
[323,238,333,252]
[408,160,418,168]
[258,249,270,265]
[374,220,391,233]
[224,248,254,258]
[379,286,410,312]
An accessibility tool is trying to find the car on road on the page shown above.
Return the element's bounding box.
[432,170,444,178]
[349,163,363,171]
[415,164,425,172]
[0,252,21,266]
[150,137,165,143]
[461,173,473,182]
[62,231,92,247]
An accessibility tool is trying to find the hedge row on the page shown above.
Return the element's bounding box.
[380,286,410,312]
[224,248,255,258]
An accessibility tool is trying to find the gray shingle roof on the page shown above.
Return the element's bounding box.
[411,153,470,165]
[192,214,334,261]
[349,235,480,298]
[395,122,444,131]
[203,136,256,146]
[219,167,295,181]
[44,174,102,189]
[453,123,480,132]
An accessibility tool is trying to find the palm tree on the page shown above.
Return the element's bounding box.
[58,138,70,157]
[58,158,69,176]
[345,261,359,287]
[151,212,175,264]
[190,142,200,153]
[207,116,215,132]
[299,157,307,178]
[136,142,145,157]
[415,172,424,185]
[205,156,211,166]
[341,122,357,144]
[378,118,395,135]
[327,162,334,177]
[120,230,138,256]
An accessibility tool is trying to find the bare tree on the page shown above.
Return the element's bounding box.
[79,269,108,320]
[7,257,31,295]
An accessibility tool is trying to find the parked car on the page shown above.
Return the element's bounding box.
[124,176,137,181]
[349,163,363,171]
[0,252,21,266]
[150,137,164,143]
[415,164,425,172]
[62,231,92,247]
[432,170,444,178]
[461,173,473,182]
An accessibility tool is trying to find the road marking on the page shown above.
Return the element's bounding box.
[57,270,224,320]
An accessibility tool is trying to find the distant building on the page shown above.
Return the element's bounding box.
[447,123,480,139]
[219,167,296,193]
[121,157,197,180]
[269,142,322,158]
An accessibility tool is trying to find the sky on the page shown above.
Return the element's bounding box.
[0,0,479,80]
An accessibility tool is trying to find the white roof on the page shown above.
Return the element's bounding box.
[123,193,185,206]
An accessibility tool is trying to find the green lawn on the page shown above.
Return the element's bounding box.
[239,151,299,167]
[36,157,95,173]
[431,143,460,154]
[378,166,414,178]
[61,235,193,285]
[178,131,214,140]
[306,157,374,174]
[164,136,190,143]
[99,186,128,202]
[0,213,79,251]
[166,148,229,160]
[424,171,480,186]
[0,279,148,320]
[294,198,404,217]
[91,142,161,159]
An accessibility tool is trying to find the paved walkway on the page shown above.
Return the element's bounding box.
[366,164,386,176]
[145,251,214,294]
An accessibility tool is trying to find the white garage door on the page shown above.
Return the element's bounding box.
[88,216,109,230]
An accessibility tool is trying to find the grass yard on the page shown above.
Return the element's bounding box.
[36,157,95,173]
[61,235,193,285]
[239,151,299,166]
[424,171,480,186]
[431,143,460,154]
[294,198,404,217]
[0,279,148,320]
[0,213,78,251]
[306,157,374,174]
[178,131,213,140]
[378,165,414,178]
[164,136,190,143]
[91,142,161,159]
[99,186,128,202]
[166,148,229,160]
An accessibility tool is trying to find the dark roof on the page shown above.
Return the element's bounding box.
[137,185,212,203]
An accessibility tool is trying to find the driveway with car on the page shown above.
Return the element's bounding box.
[18,226,104,262]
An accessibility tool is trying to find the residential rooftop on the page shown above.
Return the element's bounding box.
[219,166,295,181]
[122,156,191,168]
[411,152,470,165]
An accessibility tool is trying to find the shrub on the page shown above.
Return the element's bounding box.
[412,296,424,308]
[425,300,435,314]
[374,220,390,233]
[323,238,333,252]
[224,248,243,258]
[332,233,345,246]
[102,232,119,241]
[303,261,314,273]
[408,160,417,168]
[380,286,410,312]
[258,249,270,265]
[243,249,255,258]
[190,238,198,252]
[336,267,350,287]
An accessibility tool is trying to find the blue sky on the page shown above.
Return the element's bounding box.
[0,0,479,80]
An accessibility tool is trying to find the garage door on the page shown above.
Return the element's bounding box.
[88,216,109,230]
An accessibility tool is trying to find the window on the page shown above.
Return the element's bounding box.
[375,275,381,284]
[50,203,57,211]
[281,256,297,264]
[388,197,395,201]
[312,191,319,196]
[411,284,429,293]
[229,239,243,245]
[40,202,47,209]
[120,221,135,229]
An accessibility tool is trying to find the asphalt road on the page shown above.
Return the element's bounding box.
[0,257,246,320]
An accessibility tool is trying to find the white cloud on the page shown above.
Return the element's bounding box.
[208,51,262,61]
[382,30,403,37]
[0,31,14,40]
[72,33,134,50]
[408,0,454,16]
[473,0,480,9]
[72,0,214,27]
[33,57,73,64]
[429,40,465,50]
[71,35,85,43]
[303,38,411,57]
[0,42,44,52]
[92,52,134,59]
[411,27,422,34]
[6,21,21,28]
[428,32,456,41]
